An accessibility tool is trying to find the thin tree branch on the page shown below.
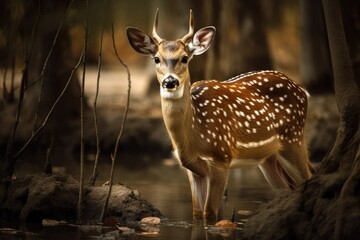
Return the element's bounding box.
[100,23,131,223]
[26,0,41,74]
[32,0,74,132]
[88,0,108,187]
[2,61,9,100]
[44,137,54,174]
[5,64,27,167]
[77,0,89,223]
[13,50,84,161]
[2,0,42,178]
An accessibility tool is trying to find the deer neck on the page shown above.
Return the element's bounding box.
[160,80,194,152]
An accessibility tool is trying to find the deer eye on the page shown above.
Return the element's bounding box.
[181,56,188,64]
[154,57,160,64]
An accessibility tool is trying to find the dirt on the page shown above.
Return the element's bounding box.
[0,173,162,223]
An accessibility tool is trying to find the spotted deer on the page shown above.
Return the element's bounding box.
[126,9,313,223]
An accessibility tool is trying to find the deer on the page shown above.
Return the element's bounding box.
[126,9,313,223]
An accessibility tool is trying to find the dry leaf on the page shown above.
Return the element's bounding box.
[215,219,237,229]
[141,217,161,225]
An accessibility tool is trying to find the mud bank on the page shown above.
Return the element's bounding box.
[0,173,162,223]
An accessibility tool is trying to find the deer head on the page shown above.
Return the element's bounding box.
[126,9,216,100]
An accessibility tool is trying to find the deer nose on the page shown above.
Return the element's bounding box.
[162,76,179,89]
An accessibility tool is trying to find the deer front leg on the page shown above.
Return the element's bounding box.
[187,170,208,221]
[181,154,210,221]
[203,164,229,224]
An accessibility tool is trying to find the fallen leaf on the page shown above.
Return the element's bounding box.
[215,219,237,229]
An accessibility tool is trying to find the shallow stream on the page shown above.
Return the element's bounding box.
[1,154,274,239]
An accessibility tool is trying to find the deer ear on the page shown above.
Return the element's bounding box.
[126,27,157,56]
[188,26,216,56]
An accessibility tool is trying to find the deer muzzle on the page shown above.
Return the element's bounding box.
[162,76,179,90]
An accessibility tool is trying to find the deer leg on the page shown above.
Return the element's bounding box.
[203,164,229,224]
[260,142,312,191]
[259,155,296,191]
[277,142,313,184]
[187,170,208,221]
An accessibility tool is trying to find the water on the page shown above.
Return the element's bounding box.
[1,154,274,239]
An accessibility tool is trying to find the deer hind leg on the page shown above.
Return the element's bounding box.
[277,142,313,183]
[259,142,312,191]
[259,155,296,190]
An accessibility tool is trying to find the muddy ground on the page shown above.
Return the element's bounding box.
[0,173,162,223]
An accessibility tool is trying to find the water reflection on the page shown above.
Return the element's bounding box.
[3,154,274,239]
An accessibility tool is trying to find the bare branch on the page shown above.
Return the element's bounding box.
[44,137,54,174]
[32,0,74,132]
[13,49,84,161]
[88,1,108,187]
[5,63,28,170]
[100,23,131,223]
[2,0,42,178]
[78,0,90,223]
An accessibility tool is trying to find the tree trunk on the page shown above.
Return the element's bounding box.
[319,0,360,174]
[300,0,332,93]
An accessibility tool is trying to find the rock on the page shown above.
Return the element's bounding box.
[0,173,162,222]
[140,216,161,225]
[84,184,162,222]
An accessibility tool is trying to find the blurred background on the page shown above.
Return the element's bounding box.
[2,0,359,177]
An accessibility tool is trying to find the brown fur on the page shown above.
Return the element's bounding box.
[127,15,312,224]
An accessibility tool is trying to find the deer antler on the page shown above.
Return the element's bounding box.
[181,9,194,43]
[152,8,163,44]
